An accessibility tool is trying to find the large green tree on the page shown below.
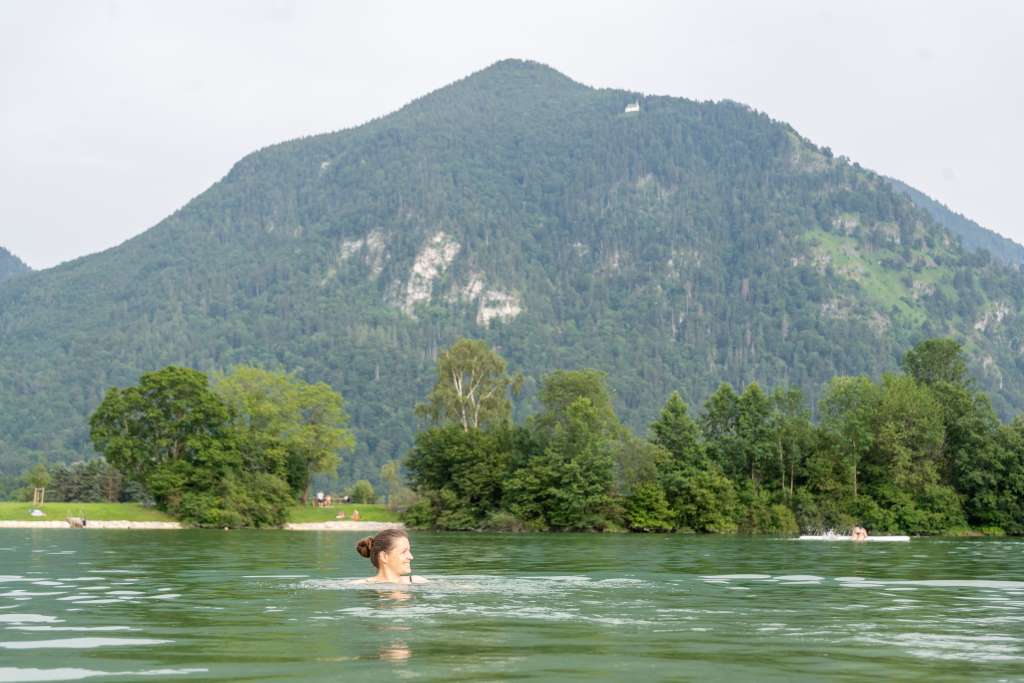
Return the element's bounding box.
[737,383,774,490]
[701,383,741,475]
[650,392,704,468]
[769,387,814,498]
[818,376,880,499]
[533,369,622,440]
[89,366,292,527]
[49,460,124,503]
[90,367,234,487]
[900,339,1005,526]
[982,419,1024,533]
[866,374,961,533]
[901,338,968,387]
[213,366,354,503]
[506,397,614,530]
[405,424,524,529]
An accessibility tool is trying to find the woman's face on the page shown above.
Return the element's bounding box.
[381,537,413,575]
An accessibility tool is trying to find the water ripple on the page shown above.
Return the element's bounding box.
[0,638,171,650]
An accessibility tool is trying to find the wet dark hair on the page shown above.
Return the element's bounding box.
[355,529,409,569]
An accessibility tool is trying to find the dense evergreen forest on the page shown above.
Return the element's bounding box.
[888,178,1024,267]
[0,246,30,285]
[3,60,1024,492]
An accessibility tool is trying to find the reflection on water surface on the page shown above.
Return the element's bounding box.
[0,531,1022,682]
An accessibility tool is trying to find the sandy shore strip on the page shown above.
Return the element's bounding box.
[284,521,404,531]
[0,520,183,529]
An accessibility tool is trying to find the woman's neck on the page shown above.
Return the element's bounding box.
[375,566,404,583]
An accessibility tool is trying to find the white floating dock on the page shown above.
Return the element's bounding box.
[798,534,910,542]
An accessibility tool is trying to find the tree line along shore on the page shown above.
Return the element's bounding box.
[403,338,1022,535]
[2,337,1022,534]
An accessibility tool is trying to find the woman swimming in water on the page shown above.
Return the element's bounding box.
[353,529,427,584]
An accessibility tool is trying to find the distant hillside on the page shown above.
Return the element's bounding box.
[0,246,30,285]
[2,59,1024,487]
[888,177,1024,267]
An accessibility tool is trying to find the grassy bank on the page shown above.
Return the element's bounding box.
[286,503,400,523]
[0,502,176,522]
[0,501,400,524]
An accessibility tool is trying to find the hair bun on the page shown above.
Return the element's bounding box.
[356,537,374,558]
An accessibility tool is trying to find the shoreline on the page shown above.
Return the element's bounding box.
[0,520,404,530]
[0,520,182,529]
[283,521,405,531]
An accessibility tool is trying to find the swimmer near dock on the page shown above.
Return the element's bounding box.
[798,531,910,542]
[284,521,404,531]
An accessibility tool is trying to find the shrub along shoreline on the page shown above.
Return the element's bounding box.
[403,338,1024,536]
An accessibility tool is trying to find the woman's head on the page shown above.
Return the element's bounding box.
[356,529,412,573]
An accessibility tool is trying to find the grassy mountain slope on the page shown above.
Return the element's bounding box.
[0,247,30,285]
[888,177,1024,267]
[2,59,1024,486]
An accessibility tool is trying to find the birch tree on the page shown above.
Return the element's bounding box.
[417,338,521,431]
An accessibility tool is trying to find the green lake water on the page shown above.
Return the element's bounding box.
[1,530,1022,682]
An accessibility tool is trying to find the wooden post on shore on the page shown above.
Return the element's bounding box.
[32,487,45,506]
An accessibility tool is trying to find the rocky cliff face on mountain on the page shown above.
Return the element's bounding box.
[0,246,30,286]
[2,59,1023,484]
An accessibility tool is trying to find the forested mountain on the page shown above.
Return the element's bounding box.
[3,59,1024,486]
[0,246,30,285]
[888,177,1024,267]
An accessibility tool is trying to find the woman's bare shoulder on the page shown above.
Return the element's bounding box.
[349,576,426,585]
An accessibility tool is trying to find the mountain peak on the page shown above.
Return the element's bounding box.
[0,246,30,285]
[402,59,592,118]
[473,58,583,84]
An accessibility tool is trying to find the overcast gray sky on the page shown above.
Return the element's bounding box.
[2,0,1022,270]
